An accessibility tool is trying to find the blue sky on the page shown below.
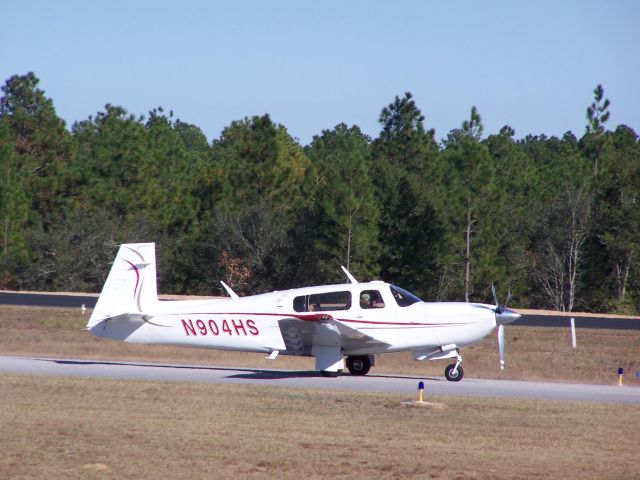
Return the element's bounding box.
[2,1,638,145]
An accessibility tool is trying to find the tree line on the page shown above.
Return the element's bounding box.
[1,72,639,313]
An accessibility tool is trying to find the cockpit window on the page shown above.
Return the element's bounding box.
[293,291,352,312]
[389,285,422,307]
[359,290,385,309]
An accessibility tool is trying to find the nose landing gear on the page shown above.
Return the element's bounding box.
[444,354,464,382]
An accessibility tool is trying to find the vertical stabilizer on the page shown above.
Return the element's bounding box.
[87,243,159,328]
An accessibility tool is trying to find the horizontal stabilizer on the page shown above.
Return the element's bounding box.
[87,313,146,342]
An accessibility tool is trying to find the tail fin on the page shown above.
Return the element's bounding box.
[87,243,159,328]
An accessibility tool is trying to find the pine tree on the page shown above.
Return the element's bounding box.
[585,84,611,176]
[372,92,442,297]
[0,72,75,287]
[306,123,378,279]
[440,107,503,302]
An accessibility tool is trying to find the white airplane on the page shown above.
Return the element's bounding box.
[87,243,521,381]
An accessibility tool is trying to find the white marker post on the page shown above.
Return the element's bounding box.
[570,317,577,349]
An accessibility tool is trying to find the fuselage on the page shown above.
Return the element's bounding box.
[91,280,498,356]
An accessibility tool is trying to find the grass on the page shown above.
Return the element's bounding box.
[0,374,638,480]
[0,305,638,385]
[1,306,639,479]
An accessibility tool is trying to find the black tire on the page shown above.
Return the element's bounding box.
[346,355,371,376]
[444,364,464,382]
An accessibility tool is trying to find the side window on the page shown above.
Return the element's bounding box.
[293,296,306,312]
[293,291,352,312]
[359,290,385,309]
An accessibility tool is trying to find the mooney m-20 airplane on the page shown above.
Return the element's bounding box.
[87,243,521,381]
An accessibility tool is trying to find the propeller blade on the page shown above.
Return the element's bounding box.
[505,289,512,308]
[491,283,503,314]
[498,324,505,370]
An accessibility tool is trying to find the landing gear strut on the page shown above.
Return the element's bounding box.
[346,355,371,375]
[444,354,464,382]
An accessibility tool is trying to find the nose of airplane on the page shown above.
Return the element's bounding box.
[495,308,521,326]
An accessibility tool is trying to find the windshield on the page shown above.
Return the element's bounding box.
[389,285,422,307]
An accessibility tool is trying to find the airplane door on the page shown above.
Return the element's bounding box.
[355,289,396,324]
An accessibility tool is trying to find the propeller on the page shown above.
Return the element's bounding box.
[498,323,505,370]
[491,284,520,370]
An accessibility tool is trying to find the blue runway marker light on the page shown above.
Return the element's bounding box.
[417,381,425,402]
[618,367,624,386]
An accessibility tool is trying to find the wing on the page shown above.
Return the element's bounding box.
[277,313,389,356]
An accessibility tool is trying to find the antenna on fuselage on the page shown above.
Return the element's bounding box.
[340,266,359,284]
[220,281,240,299]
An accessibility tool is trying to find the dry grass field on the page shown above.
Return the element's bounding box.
[0,305,638,386]
[1,305,640,479]
[0,374,638,480]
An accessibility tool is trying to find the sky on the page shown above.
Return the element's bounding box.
[1,0,639,146]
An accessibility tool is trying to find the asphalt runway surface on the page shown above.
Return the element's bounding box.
[2,291,640,329]
[1,355,638,405]
[0,291,98,308]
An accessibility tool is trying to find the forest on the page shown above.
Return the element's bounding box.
[1,72,639,314]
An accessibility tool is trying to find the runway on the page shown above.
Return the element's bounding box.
[1,355,638,405]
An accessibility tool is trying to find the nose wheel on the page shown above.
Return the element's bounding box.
[444,354,464,382]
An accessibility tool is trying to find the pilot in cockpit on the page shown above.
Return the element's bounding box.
[361,291,385,309]
[360,292,373,309]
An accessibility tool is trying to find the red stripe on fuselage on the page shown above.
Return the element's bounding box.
[167,311,478,327]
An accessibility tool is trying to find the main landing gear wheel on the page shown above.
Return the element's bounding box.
[346,355,371,376]
[445,364,464,382]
